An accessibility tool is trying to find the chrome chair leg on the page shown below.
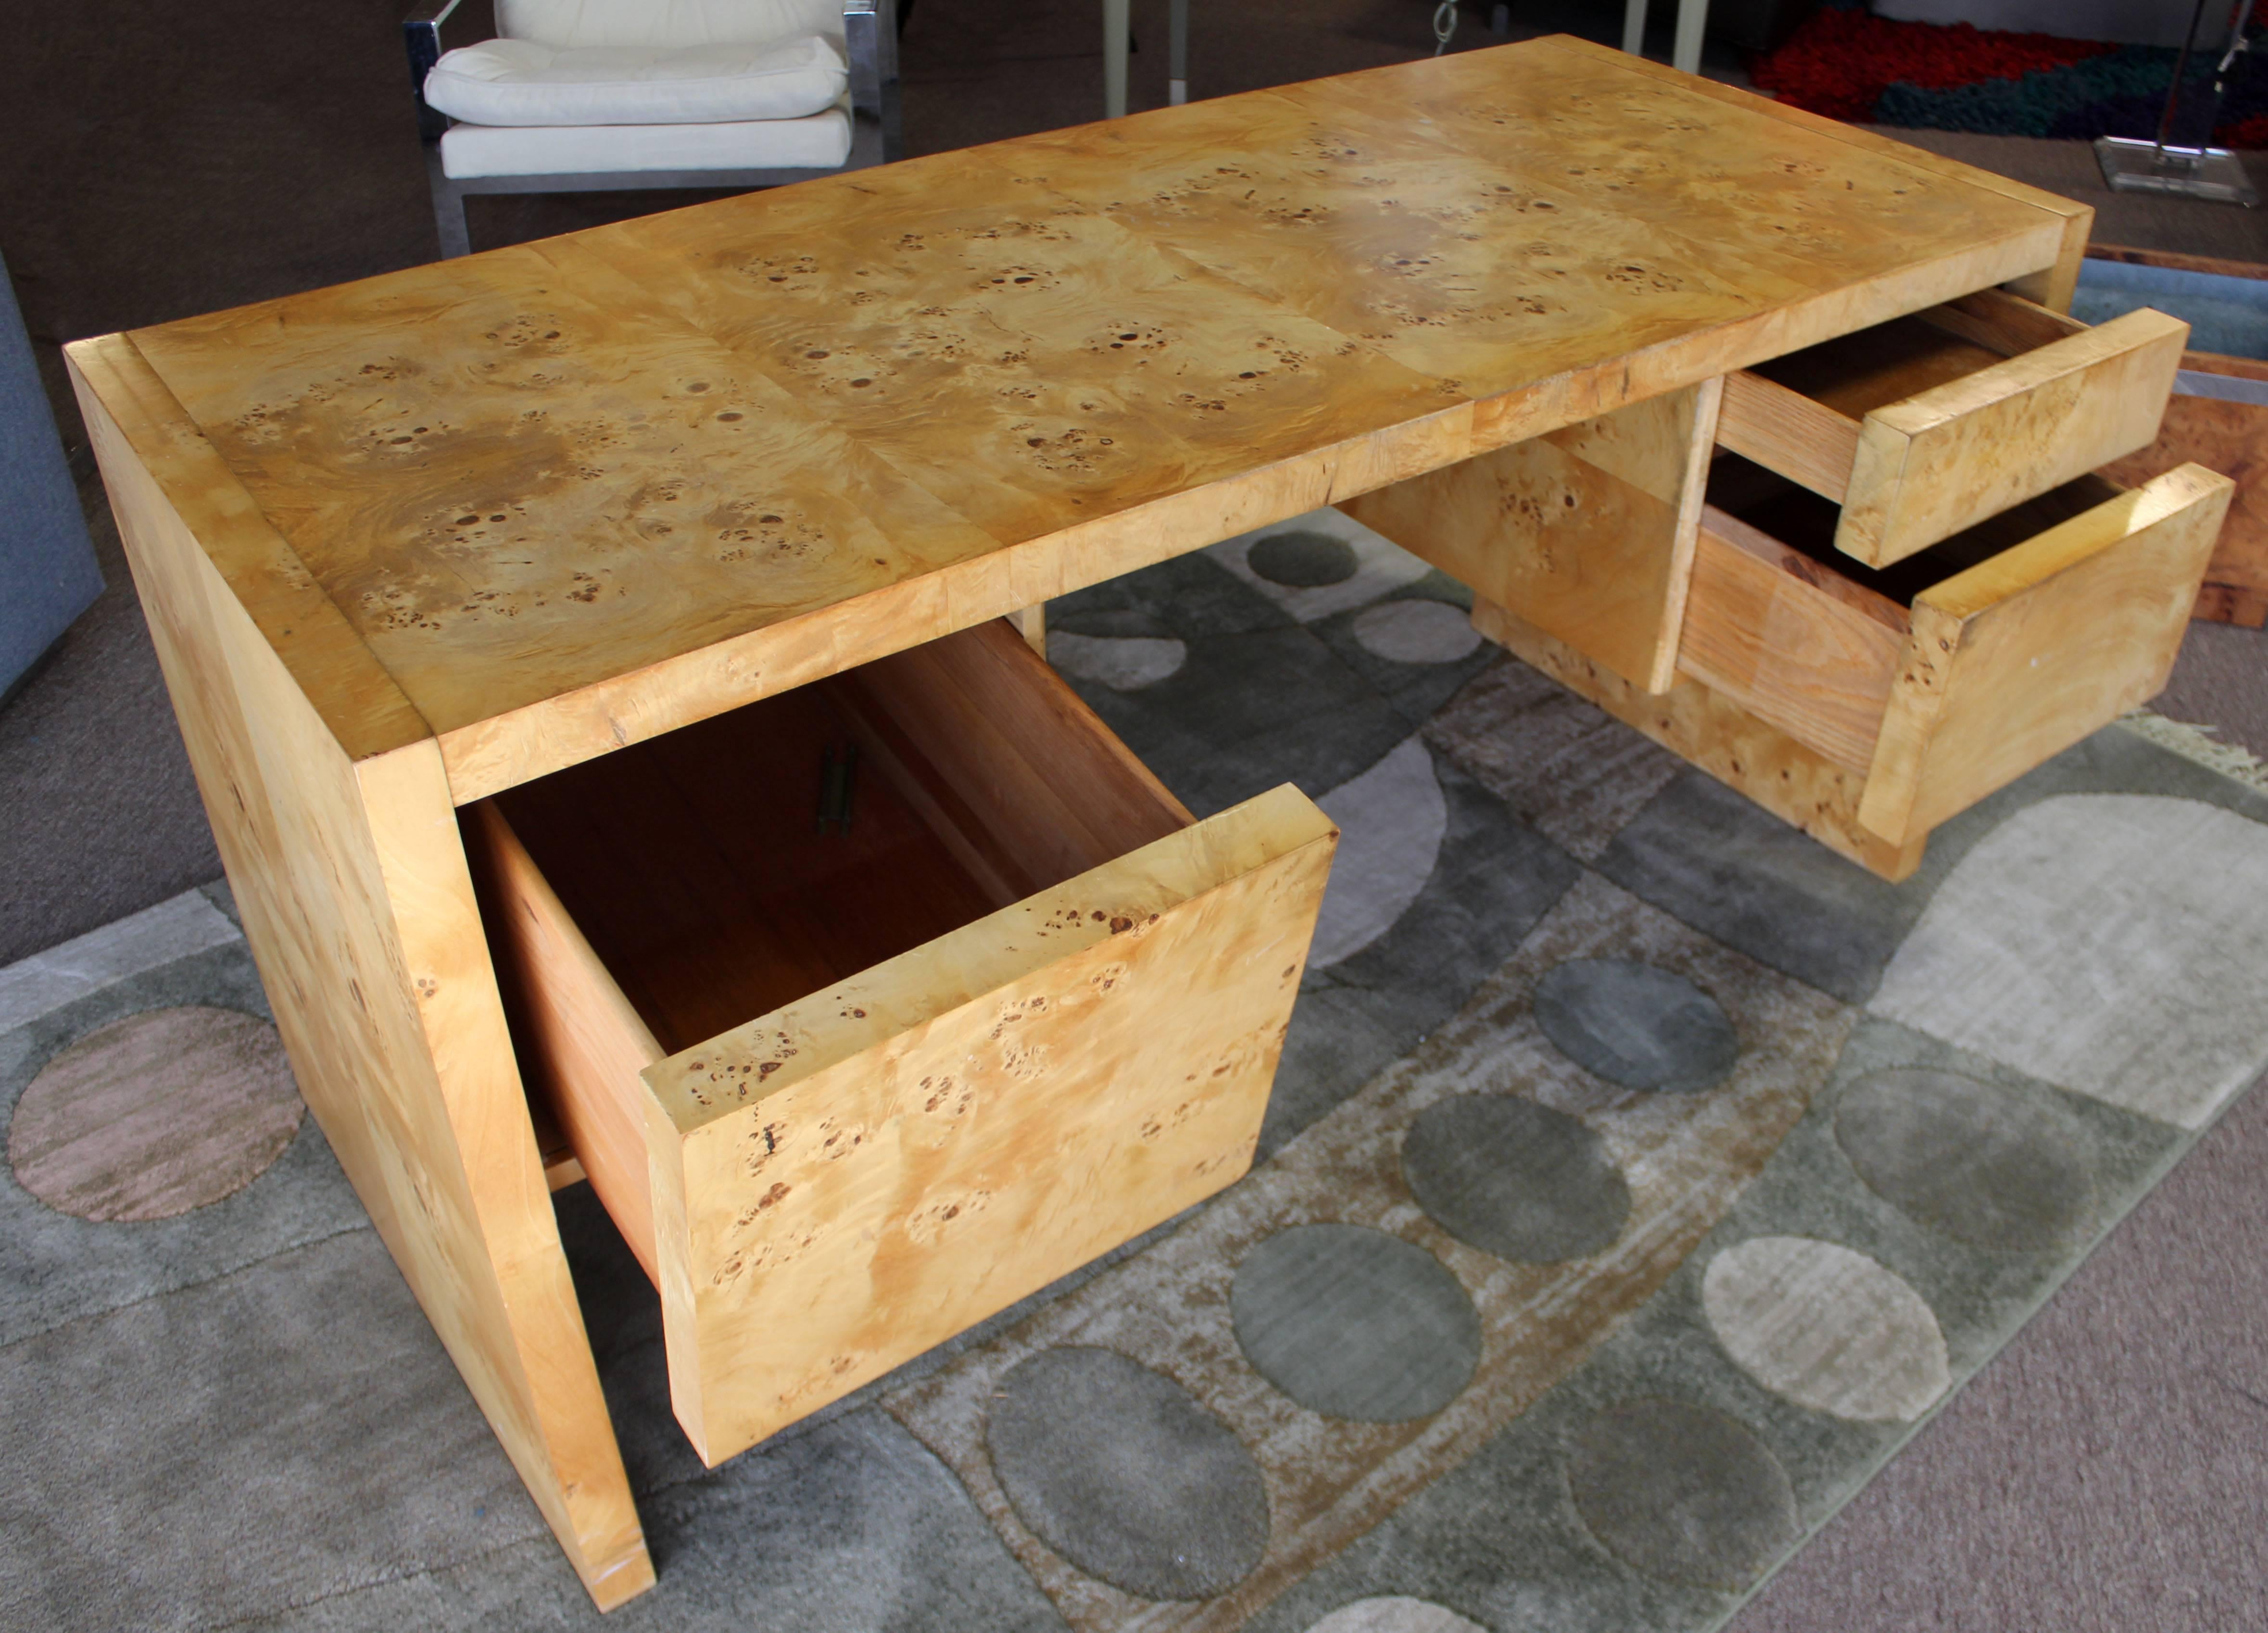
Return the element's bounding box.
[426,148,472,259]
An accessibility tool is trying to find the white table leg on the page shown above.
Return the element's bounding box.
[1169,0,1188,105]
[1673,0,1708,75]
[1104,0,1130,117]
[1622,0,1647,57]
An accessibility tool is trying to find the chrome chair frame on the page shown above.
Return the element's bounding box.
[404,0,903,259]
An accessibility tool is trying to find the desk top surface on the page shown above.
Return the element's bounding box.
[81,36,2087,800]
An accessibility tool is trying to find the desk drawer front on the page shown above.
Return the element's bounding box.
[1719,292,2190,567]
[648,791,1333,1464]
[468,620,1337,1467]
[1676,462,2232,845]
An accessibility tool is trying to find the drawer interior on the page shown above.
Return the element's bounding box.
[1682,449,2230,839]
[1748,311,2015,426]
[1703,452,2123,612]
[1678,454,2131,776]
[1719,288,2188,568]
[479,620,1192,1060]
[465,618,1198,1278]
[465,618,1341,1466]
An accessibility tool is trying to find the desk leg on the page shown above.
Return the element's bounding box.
[72,350,655,1612]
[1104,0,1130,117]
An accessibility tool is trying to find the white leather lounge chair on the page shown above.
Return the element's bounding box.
[404,0,902,259]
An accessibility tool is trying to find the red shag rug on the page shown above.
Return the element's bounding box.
[1750,3,2268,150]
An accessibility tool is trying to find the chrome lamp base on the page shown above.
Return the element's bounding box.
[2095,135,2260,207]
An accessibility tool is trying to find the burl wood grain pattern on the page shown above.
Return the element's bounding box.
[1721,292,2189,567]
[110,38,2079,804]
[2100,352,2268,629]
[1340,382,1720,693]
[471,618,1197,1295]
[1474,597,1926,880]
[1836,308,2188,567]
[64,337,654,1608]
[1859,463,2233,845]
[641,785,1338,1466]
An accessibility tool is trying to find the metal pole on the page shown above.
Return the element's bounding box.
[1104,0,1129,117]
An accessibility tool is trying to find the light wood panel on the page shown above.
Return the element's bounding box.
[1533,35,2096,314]
[1922,285,2089,354]
[105,39,2089,804]
[1676,506,1907,772]
[833,619,1193,897]
[64,337,653,1610]
[1725,300,2190,568]
[1719,370,1860,502]
[1860,464,2234,845]
[640,785,1338,1465]
[476,618,1199,1282]
[1474,597,1925,880]
[1341,381,1721,693]
[1838,307,2189,566]
[466,801,667,1281]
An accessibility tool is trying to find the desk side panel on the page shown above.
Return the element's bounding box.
[66,344,654,1611]
[1475,598,1925,882]
[1340,380,1721,694]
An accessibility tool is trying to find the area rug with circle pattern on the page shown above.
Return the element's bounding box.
[3,510,2266,1632]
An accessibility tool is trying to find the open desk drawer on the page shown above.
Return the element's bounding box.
[1678,456,2232,848]
[1718,289,2190,567]
[464,619,1337,1466]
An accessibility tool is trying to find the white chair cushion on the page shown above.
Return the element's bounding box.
[497,0,846,49]
[438,105,851,178]
[425,36,845,127]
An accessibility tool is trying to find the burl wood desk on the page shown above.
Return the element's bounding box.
[68,37,2231,1609]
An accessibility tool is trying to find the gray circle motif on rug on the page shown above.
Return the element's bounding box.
[1350,599,1483,665]
[8,1006,302,1223]
[1534,958,1740,1093]
[1248,529,1360,588]
[987,1346,1270,1599]
[1835,1067,2094,1251]
[1232,1224,1481,1421]
[1305,1596,1490,1633]
[1568,1397,1800,1591]
[1401,1095,1631,1262]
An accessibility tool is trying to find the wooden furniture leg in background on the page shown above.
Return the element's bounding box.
[68,337,655,1612]
[1008,602,1047,658]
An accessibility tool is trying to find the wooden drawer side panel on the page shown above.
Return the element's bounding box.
[1716,370,1859,503]
[1340,380,1721,693]
[1839,307,2191,566]
[1859,464,2235,844]
[466,802,667,1281]
[1476,597,1926,881]
[642,785,1339,1466]
[1675,507,1907,773]
[838,618,1192,902]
